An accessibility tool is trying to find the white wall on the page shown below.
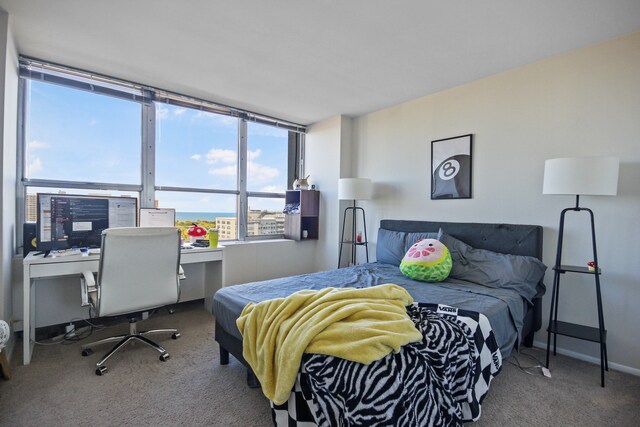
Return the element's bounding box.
[305,116,349,272]
[222,240,316,286]
[350,32,640,372]
[0,11,17,359]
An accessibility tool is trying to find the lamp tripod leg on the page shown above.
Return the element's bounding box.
[351,200,356,265]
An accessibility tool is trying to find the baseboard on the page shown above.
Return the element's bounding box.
[532,340,640,377]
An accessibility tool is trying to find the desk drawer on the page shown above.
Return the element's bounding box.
[182,250,223,264]
[30,259,100,278]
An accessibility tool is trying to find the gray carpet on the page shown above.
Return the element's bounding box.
[1,301,639,426]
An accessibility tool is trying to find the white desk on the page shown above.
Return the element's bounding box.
[22,247,223,365]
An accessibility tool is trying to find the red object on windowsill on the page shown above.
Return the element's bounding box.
[187,224,207,242]
[587,261,595,272]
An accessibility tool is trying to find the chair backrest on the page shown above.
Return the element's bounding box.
[96,227,181,317]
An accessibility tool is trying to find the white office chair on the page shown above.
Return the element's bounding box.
[80,227,183,375]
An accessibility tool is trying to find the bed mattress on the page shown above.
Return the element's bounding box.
[213,262,526,358]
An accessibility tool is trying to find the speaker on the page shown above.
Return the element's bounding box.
[23,222,37,257]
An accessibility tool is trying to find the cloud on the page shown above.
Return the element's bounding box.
[157,107,169,120]
[27,140,49,151]
[208,160,279,181]
[209,165,236,176]
[204,147,278,181]
[248,149,261,160]
[205,148,236,164]
[157,106,187,121]
[248,161,279,180]
[191,154,202,161]
[260,185,285,193]
[27,157,43,174]
[194,111,210,120]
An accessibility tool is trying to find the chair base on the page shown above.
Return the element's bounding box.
[81,319,179,375]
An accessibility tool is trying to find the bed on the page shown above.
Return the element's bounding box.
[212,220,545,424]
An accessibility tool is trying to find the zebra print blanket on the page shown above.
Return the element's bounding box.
[271,302,502,426]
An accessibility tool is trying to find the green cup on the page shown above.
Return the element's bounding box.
[209,229,219,248]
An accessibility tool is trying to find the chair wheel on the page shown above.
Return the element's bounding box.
[160,353,170,362]
[171,332,181,339]
[95,366,108,376]
[81,348,93,357]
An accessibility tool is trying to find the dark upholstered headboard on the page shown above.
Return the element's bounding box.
[379,220,543,261]
[380,219,545,346]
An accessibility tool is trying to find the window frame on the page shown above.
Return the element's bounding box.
[16,57,305,252]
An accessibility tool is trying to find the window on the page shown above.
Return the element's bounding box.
[246,197,286,237]
[245,122,289,237]
[156,104,238,190]
[25,81,142,184]
[155,103,240,241]
[17,58,305,250]
[246,122,288,193]
[154,191,236,242]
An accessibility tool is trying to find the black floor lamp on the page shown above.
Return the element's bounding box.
[543,156,619,387]
[338,178,372,268]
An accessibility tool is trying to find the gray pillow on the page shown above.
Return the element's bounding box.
[376,229,407,266]
[403,232,440,254]
[438,230,547,304]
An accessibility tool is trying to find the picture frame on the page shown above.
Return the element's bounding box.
[431,134,473,200]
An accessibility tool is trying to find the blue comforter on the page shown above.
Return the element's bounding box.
[213,262,526,358]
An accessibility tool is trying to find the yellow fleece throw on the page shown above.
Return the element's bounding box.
[236,284,423,404]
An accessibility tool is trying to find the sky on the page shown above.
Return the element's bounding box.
[25,80,288,213]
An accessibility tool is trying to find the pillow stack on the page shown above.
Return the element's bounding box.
[438,230,547,303]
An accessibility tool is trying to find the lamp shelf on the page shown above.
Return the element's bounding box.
[547,320,607,344]
[340,240,368,246]
[555,264,601,275]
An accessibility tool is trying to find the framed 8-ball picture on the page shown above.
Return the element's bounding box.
[431,134,472,199]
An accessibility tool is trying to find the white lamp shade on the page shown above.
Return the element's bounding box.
[543,157,619,196]
[339,178,372,200]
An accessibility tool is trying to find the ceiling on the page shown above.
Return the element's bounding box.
[1,1,639,126]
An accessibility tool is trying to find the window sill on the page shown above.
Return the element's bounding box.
[221,238,313,247]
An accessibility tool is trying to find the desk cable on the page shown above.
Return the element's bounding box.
[33,307,106,346]
[33,306,162,346]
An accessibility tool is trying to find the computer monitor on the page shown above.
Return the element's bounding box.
[36,193,138,251]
